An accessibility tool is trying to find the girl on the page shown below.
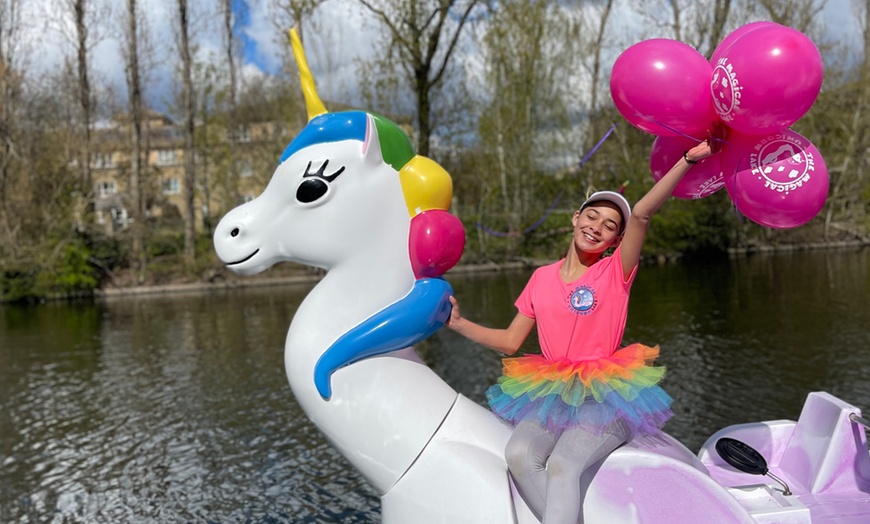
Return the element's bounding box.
[447,139,718,523]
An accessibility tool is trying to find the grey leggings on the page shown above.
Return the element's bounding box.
[506,418,630,524]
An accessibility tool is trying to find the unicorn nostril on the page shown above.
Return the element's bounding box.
[230,228,240,238]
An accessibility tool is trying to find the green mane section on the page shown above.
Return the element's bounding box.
[371,113,415,172]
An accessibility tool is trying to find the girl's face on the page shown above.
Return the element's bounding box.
[572,203,623,254]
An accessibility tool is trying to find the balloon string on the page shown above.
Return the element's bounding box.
[475,124,615,238]
[729,151,746,223]
[630,113,732,147]
[521,193,563,234]
[474,223,521,238]
[578,123,617,169]
[474,193,562,238]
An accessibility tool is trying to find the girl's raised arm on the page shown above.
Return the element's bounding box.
[619,139,718,278]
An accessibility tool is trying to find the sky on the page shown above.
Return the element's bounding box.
[17,0,865,117]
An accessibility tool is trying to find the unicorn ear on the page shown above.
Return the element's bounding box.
[362,114,383,167]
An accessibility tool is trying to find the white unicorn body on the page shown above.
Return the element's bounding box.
[212,30,870,524]
[213,109,531,522]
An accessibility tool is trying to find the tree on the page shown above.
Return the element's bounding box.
[583,0,615,116]
[48,0,113,233]
[628,0,744,57]
[272,0,328,43]
[175,0,197,268]
[806,0,870,240]
[221,0,240,206]
[122,0,148,280]
[0,0,25,245]
[69,0,95,225]
[356,0,484,157]
[459,0,581,259]
[705,0,735,57]
[751,0,827,33]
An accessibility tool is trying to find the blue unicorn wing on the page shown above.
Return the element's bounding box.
[313,278,454,400]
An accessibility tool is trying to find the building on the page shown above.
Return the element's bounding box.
[89,110,292,234]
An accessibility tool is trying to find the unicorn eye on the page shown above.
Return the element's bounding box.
[296,179,328,203]
[295,160,346,204]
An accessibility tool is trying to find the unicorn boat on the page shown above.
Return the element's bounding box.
[212,30,870,523]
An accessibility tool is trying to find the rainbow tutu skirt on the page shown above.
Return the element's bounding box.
[486,344,673,437]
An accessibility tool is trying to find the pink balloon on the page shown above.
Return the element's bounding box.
[710,21,780,64]
[409,210,465,279]
[722,129,828,228]
[611,39,718,137]
[711,25,823,134]
[650,135,725,199]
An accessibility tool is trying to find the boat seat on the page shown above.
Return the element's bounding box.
[778,392,870,494]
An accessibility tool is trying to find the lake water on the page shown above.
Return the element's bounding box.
[2,248,869,523]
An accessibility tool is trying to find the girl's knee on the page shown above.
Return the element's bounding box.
[505,438,531,475]
[546,449,585,479]
[505,423,552,476]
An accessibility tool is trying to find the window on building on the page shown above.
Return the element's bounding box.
[156,149,178,166]
[238,160,253,178]
[97,181,116,197]
[163,178,181,195]
[92,153,115,169]
[237,126,251,143]
[110,207,128,224]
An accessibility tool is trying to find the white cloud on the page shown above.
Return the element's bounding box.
[240,0,283,74]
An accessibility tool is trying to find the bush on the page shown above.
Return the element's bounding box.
[644,192,734,258]
[0,238,99,302]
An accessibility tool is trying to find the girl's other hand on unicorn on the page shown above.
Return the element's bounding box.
[447,296,462,331]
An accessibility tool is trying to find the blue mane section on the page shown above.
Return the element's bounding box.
[279,111,368,165]
[313,278,454,400]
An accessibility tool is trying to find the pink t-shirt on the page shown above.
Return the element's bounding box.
[515,246,637,361]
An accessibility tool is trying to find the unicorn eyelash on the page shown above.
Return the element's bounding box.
[303,160,345,182]
[295,160,346,204]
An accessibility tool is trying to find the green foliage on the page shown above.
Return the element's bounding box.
[1,239,99,303]
[0,268,38,304]
[147,229,184,259]
[36,241,99,294]
[644,192,736,257]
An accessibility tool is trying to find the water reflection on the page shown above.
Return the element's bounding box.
[1,249,869,522]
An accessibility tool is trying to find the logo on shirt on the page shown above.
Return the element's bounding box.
[568,285,597,315]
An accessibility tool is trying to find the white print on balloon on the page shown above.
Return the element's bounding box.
[747,136,815,195]
[694,174,725,199]
[711,59,741,121]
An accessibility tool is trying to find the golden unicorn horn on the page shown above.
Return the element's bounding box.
[289,28,327,121]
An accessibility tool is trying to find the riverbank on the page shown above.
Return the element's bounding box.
[727,239,868,255]
[95,240,869,300]
[94,260,535,300]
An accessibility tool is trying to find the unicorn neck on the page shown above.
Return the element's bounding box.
[283,259,457,493]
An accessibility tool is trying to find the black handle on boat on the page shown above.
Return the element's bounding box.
[715,437,792,496]
[716,438,768,475]
[850,413,870,430]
